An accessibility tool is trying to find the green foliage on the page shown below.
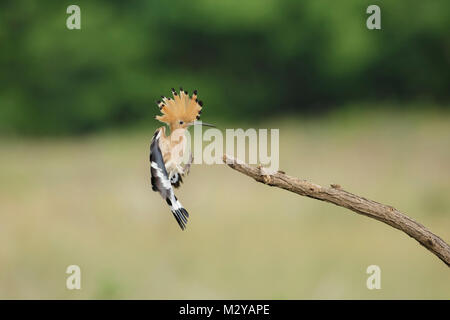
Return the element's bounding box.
[0,0,448,135]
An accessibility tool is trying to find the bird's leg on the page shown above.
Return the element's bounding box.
[175,164,185,176]
[182,153,193,176]
[163,157,178,179]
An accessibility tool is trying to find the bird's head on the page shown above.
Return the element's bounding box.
[155,88,214,132]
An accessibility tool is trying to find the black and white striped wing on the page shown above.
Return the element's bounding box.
[149,129,189,230]
[150,130,170,198]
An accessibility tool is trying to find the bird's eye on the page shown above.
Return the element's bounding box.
[179,121,184,125]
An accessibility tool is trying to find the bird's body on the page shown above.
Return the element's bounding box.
[149,88,210,230]
[155,125,188,184]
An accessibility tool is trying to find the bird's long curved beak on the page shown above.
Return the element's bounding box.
[190,121,215,127]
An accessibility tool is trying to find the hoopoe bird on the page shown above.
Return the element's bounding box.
[149,88,214,230]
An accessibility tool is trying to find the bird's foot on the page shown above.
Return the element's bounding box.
[176,165,185,176]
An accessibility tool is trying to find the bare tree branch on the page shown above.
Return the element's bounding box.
[223,154,450,267]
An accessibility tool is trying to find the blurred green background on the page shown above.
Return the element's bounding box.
[0,0,449,299]
[1,0,449,135]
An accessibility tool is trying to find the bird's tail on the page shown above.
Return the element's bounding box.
[165,195,189,230]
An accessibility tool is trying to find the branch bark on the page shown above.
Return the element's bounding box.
[223,154,450,267]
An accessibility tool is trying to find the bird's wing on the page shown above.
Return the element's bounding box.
[149,128,189,230]
[150,129,170,198]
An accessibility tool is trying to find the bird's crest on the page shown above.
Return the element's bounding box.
[155,88,203,125]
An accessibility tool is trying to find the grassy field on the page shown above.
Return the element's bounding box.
[0,111,449,299]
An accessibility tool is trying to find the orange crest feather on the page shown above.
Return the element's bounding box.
[155,88,203,125]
